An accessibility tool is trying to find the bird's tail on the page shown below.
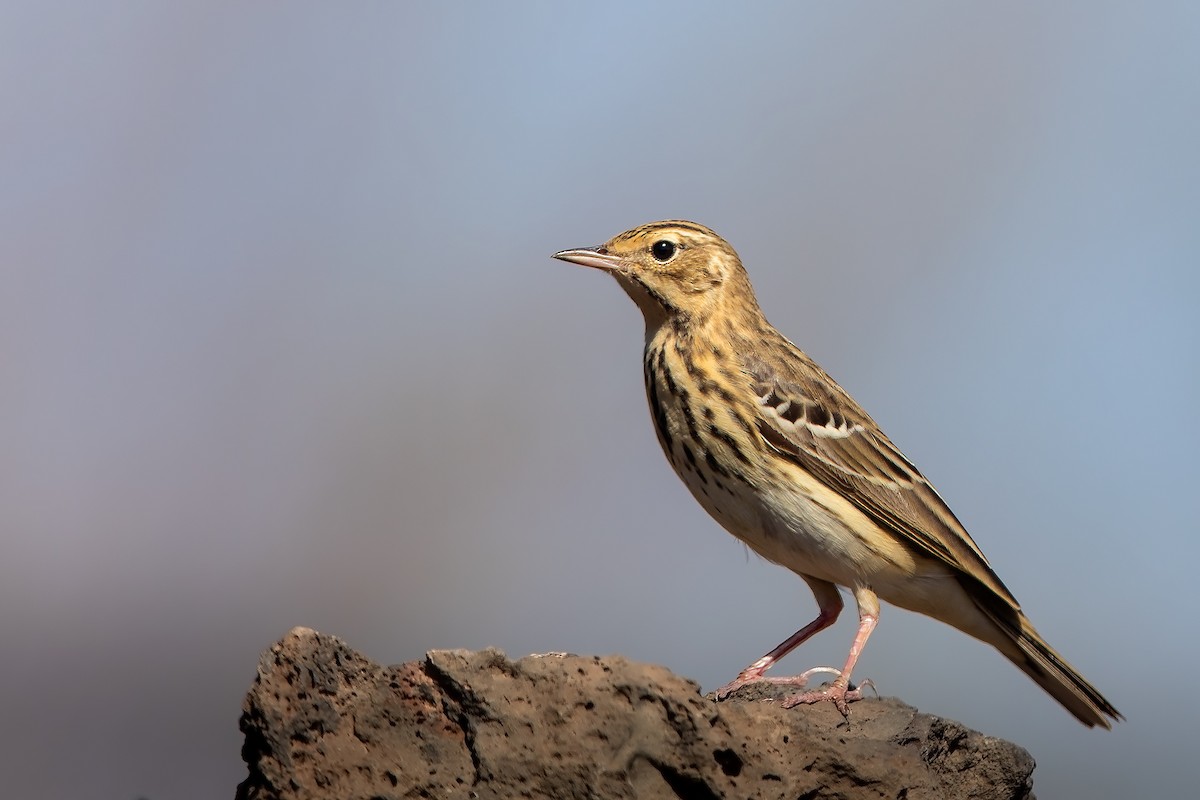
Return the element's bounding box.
[977,601,1122,729]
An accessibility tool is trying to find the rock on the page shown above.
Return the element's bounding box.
[235,627,1035,800]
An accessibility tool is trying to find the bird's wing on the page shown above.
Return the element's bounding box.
[743,353,1020,609]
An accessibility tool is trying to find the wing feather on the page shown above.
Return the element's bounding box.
[744,353,1020,610]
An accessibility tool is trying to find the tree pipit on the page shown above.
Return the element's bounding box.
[554,220,1121,728]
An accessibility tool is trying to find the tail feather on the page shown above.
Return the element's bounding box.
[977,600,1122,729]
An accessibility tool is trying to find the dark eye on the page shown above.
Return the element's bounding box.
[650,240,676,262]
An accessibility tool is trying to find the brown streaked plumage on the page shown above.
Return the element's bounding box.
[554,220,1121,728]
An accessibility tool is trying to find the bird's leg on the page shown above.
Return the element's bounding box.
[782,587,879,716]
[715,578,842,699]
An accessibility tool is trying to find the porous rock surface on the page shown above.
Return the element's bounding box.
[236,627,1035,799]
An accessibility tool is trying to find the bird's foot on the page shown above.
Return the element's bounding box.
[780,674,876,717]
[714,666,843,700]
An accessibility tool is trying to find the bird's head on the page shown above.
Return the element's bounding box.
[554,220,756,333]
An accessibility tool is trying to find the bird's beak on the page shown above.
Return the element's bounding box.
[552,247,623,273]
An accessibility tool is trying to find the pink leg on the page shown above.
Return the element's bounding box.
[715,578,843,699]
[782,587,880,716]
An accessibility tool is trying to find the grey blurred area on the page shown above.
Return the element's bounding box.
[1,2,1196,798]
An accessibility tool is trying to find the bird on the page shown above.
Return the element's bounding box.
[553,220,1121,728]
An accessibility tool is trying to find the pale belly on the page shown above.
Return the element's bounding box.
[674,455,957,604]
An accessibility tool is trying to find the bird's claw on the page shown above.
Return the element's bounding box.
[715,666,851,701]
[713,671,767,700]
[780,675,877,716]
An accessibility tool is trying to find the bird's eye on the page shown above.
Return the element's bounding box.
[650,240,677,262]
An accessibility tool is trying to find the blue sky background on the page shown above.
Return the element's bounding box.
[2,3,1197,797]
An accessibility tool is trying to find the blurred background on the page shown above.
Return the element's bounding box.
[2,2,1196,797]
